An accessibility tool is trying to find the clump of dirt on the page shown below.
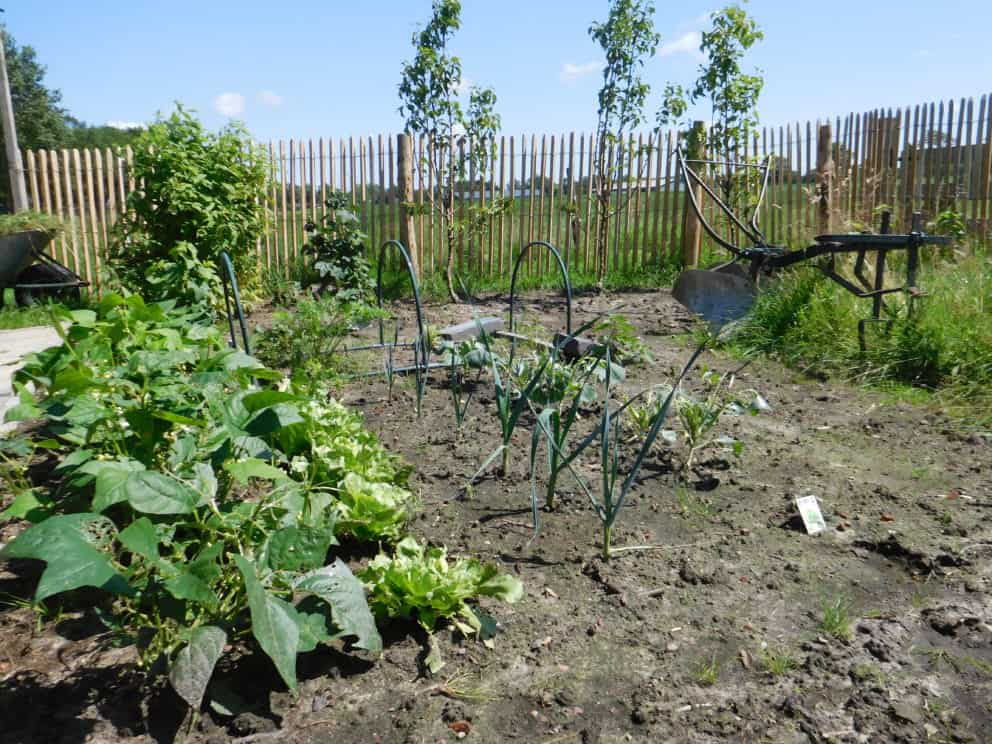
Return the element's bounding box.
[1,288,989,743]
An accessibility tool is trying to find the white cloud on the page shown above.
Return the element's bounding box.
[691,10,714,26]
[105,120,145,130]
[213,92,245,117]
[256,90,283,107]
[559,61,602,83]
[452,77,473,96]
[658,31,704,60]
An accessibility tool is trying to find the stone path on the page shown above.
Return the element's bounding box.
[0,325,61,433]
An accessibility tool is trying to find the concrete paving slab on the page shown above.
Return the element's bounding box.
[1,325,62,432]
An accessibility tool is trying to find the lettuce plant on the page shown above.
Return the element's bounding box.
[359,536,522,671]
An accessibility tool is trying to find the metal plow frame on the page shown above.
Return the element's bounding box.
[673,147,949,347]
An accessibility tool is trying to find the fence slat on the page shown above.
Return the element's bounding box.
[978,94,992,227]
[21,97,992,286]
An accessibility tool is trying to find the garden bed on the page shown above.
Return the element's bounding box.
[2,287,990,743]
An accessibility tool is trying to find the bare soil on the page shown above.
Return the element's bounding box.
[2,288,990,744]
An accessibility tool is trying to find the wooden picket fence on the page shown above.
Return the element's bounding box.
[22,93,992,288]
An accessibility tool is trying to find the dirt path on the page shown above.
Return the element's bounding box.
[1,289,989,743]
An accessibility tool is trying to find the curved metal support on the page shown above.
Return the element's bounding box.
[375,241,429,412]
[219,251,251,355]
[376,240,427,358]
[508,241,572,345]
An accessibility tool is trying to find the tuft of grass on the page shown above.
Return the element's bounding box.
[728,248,992,430]
[820,596,853,641]
[759,646,798,676]
[692,656,720,686]
[850,663,886,685]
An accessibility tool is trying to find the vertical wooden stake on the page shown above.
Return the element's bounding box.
[817,122,834,234]
[681,120,706,268]
[397,132,418,276]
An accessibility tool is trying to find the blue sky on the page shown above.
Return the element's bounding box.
[10,0,992,141]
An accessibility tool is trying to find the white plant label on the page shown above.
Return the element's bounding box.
[796,495,826,535]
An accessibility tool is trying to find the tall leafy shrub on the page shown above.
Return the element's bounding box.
[108,105,269,301]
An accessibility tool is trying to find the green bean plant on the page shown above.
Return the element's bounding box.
[0,295,414,710]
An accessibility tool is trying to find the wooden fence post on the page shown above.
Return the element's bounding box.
[397,132,419,276]
[817,122,833,233]
[682,120,706,268]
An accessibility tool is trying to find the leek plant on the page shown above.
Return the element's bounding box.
[528,354,621,512]
[469,329,549,479]
[548,344,707,559]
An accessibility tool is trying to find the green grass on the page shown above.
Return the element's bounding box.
[820,597,853,641]
[759,646,799,676]
[728,247,992,430]
[692,656,720,686]
[0,291,70,330]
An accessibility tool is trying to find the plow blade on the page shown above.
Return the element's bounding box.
[672,266,757,327]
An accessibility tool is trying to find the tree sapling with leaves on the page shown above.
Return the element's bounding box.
[398,0,505,302]
[589,0,660,279]
[658,4,764,210]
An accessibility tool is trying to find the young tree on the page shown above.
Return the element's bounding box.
[398,0,502,302]
[589,0,660,280]
[658,5,764,205]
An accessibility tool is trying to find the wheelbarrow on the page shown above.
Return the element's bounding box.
[670,146,949,348]
[0,229,89,308]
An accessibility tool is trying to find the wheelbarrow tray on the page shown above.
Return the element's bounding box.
[0,230,50,287]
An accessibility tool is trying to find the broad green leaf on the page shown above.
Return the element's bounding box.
[293,603,337,653]
[224,458,286,484]
[234,555,299,690]
[86,459,147,512]
[241,390,301,413]
[245,403,304,437]
[4,385,42,422]
[69,309,97,326]
[0,514,131,601]
[169,625,227,709]
[118,517,159,560]
[123,472,199,514]
[50,367,97,396]
[0,491,52,523]
[192,463,217,503]
[165,569,219,609]
[54,448,94,475]
[296,559,382,653]
[265,526,333,572]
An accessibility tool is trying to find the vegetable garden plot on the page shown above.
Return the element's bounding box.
[0,288,989,743]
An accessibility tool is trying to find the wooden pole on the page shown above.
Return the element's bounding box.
[681,120,706,268]
[397,132,418,276]
[816,122,833,233]
[0,31,28,211]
